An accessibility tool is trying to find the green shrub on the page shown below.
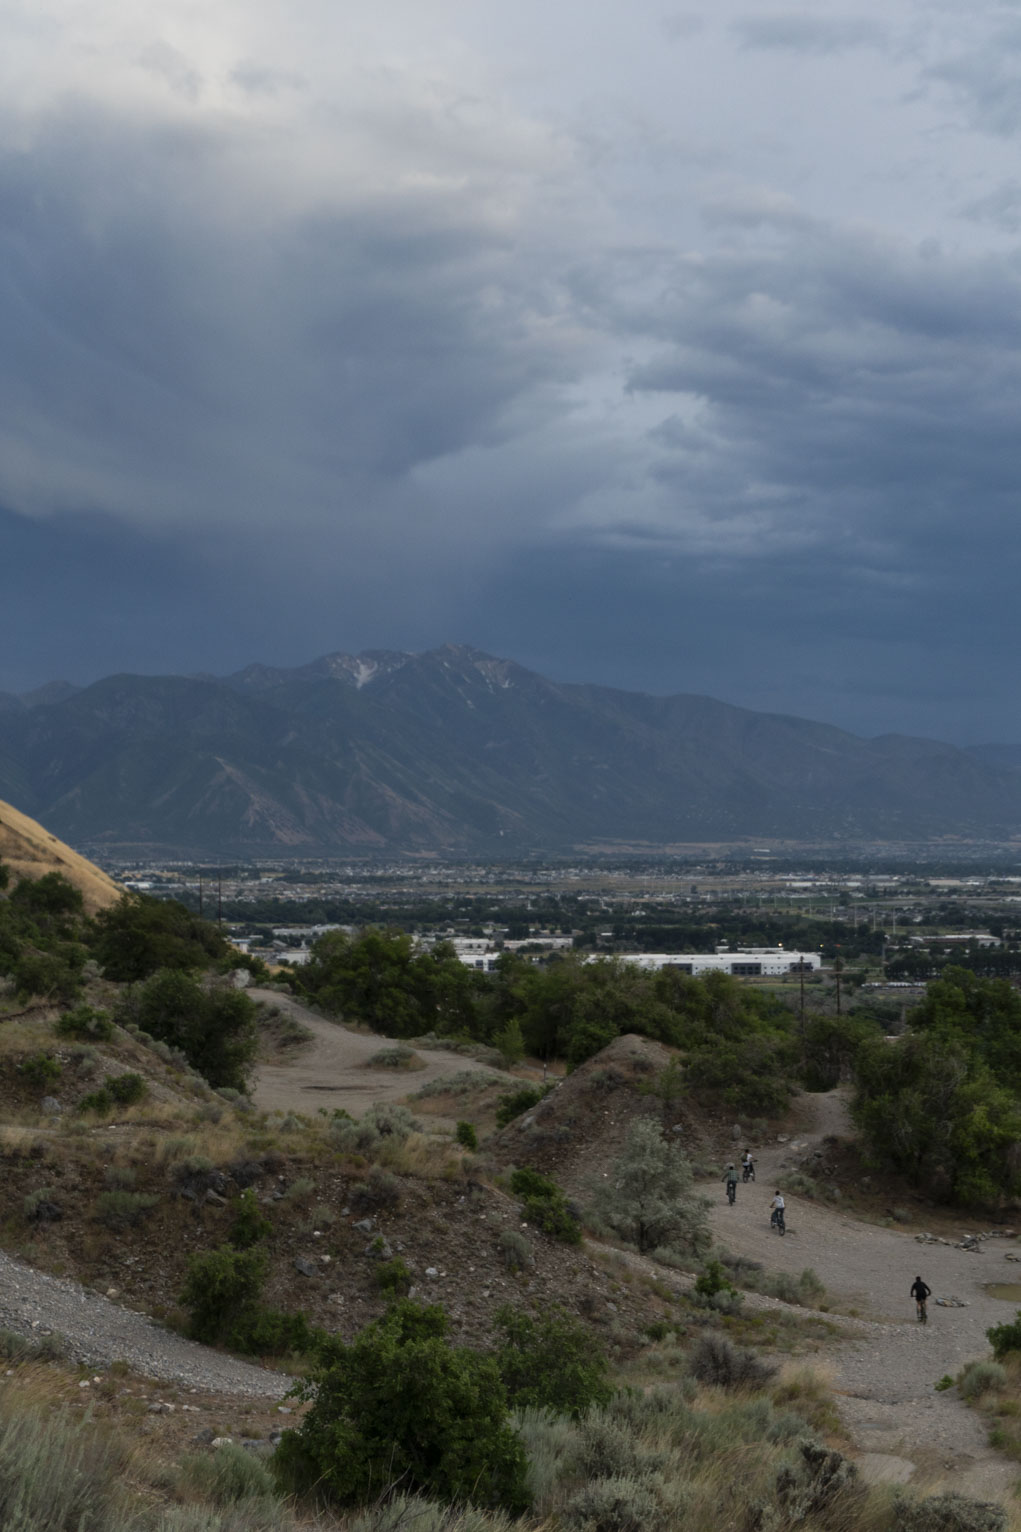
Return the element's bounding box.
[232,1306,318,1357]
[180,1246,269,1344]
[54,1004,113,1041]
[694,1258,739,1307]
[106,1072,146,1104]
[987,1311,1021,1360]
[275,1300,529,1511]
[509,1168,581,1244]
[494,1306,612,1417]
[456,1121,478,1151]
[78,1073,146,1114]
[376,1258,413,1298]
[496,1086,547,1128]
[20,1052,61,1091]
[229,1188,272,1249]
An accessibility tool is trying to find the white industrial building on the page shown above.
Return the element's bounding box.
[604,948,823,977]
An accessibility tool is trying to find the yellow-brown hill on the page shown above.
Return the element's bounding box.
[0,798,122,914]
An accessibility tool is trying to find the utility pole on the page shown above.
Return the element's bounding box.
[217,868,222,928]
[198,871,203,919]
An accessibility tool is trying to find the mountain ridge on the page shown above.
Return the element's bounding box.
[2,645,1020,856]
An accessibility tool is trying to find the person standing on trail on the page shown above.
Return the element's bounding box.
[723,1163,739,1204]
[910,1275,931,1322]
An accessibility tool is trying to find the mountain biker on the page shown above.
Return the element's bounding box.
[724,1163,738,1204]
[910,1276,931,1323]
[742,1150,755,1182]
[770,1190,785,1235]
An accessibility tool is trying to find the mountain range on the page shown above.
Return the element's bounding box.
[1,645,1020,857]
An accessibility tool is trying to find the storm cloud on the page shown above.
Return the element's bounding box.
[2,0,1021,743]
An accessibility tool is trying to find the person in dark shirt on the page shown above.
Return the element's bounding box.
[910,1276,931,1322]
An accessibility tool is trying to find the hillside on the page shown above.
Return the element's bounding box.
[0,797,122,913]
[2,646,1021,856]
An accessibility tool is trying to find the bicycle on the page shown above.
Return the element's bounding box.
[770,1207,785,1236]
[916,1297,927,1324]
[726,1179,737,1205]
[742,1161,755,1183]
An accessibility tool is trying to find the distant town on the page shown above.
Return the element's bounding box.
[97,852,1021,991]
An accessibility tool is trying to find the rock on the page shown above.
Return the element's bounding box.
[731,1124,742,1140]
[193,1428,216,1444]
[40,1097,61,1116]
[352,1218,374,1234]
[294,1257,318,1278]
[425,1267,440,1279]
[364,1240,393,1261]
[211,1437,235,1447]
[205,1189,227,1206]
[240,1438,274,1456]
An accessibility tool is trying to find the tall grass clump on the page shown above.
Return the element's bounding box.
[0,1401,133,1531]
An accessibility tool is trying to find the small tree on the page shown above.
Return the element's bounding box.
[592,1116,710,1256]
[275,1301,528,1511]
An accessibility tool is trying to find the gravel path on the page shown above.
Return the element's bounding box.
[709,1091,1020,1499]
[0,1249,292,1396]
[251,989,513,1119]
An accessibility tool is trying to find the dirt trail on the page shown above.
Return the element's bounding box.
[710,1091,1020,1499]
[251,989,515,1119]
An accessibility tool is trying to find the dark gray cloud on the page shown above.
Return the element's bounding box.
[733,14,888,55]
[4,0,1021,745]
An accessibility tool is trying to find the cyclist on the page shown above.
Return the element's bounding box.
[742,1150,755,1182]
[910,1276,931,1323]
[723,1163,739,1205]
[770,1190,785,1235]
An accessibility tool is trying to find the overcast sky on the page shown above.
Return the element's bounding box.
[2,0,1020,743]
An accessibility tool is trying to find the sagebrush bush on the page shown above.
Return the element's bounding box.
[0,1399,132,1531]
[561,1473,664,1532]
[893,1490,1007,1532]
[497,1228,533,1272]
[177,1440,280,1505]
[957,1360,1007,1400]
[351,1165,401,1212]
[688,1333,777,1389]
[93,1190,159,1229]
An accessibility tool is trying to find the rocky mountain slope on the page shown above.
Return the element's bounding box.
[2,645,1020,856]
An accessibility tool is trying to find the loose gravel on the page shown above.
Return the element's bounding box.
[0,1249,291,1396]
